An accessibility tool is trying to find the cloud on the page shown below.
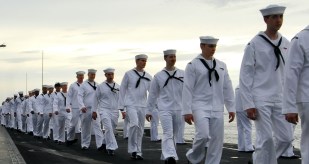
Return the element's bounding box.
[0,57,38,63]
[19,50,42,54]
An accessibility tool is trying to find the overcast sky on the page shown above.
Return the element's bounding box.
[1,0,309,100]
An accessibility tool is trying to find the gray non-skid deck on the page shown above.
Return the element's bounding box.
[3,126,302,164]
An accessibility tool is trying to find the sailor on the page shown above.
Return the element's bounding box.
[183,36,235,164]
[283,25,309,164]
[235,86,254,152]
[146,49,184,163]
[15,91,25,132]
[29,88,40,137]
[66,71,85,146]
[21,95,29,133]
[36,85,48,138]
[51,82,61,142]
[77,68,105,150]
[26,91,34,135]
[42,85,54,140]
[53,82,69,144]
[2,98,11,127]
[9,94,18,129]
[93,67,120,155]
[118,54,152,160]
[239,4,297,164]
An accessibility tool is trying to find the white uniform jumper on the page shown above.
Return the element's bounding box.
[9,98,17,129]
[20,98,28,132]
[118,69,152,156]
[94,81,120,151]
[36,94,45,137]
[15,97,24,131]
[239,32,294,164]
[42,93,53,139]
[66,82,82,142]
[29,95,39,136]
[147,68,184,160]
[283,25,309,164]
[183,55,235,164]
[77,80,104,149]
[51,92,59,141]
[235,87,254,152]
[53,92,68,142]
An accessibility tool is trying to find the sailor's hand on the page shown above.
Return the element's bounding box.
[246,108,257,120]
[285,113,298,125]
[228,112,235,123]
[121,111,126,119]
[184,114,194,125]
[146,114,152,122]
[81,107,87,113]
[92,112,97,120]
[66,108,71,113]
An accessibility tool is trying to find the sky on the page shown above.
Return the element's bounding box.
[1,0,309,100]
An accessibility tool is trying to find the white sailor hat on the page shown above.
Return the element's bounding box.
[260,4,286,16]
[42,85,49,88]
[48,85,54,89]
[199,36,219,45]
[135,54,148,60]
[28,90,33,94]
[33,88,40,92]
[103,67,115,73]
[88,68,97,74]
[14,94,18,96]
[18,91,23,94]
[163,49,177,56]
[76,71,85,75]
[60,82,68,86]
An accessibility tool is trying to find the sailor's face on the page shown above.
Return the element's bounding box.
[88,73,96,80]
[105,72,114,81]
[201,44,217,57]
[136,59,147,68]
[164,55,176,66]
[76,74,84,81]
[265,14,283,31]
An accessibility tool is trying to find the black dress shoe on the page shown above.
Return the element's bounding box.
[165,157,176,164]
[248,159,253,164]
[97,144,106,151]
[131,152,137,159]
[279,155,300,159]
[81,146,88,150]
[136,155,143,160]
[107,149,115,156]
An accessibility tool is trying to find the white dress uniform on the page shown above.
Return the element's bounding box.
[93,80,120,151]
[147,67,184,161]
[20,98,28,132]
[15,96,24,130]
[51,91,59,141]
[25,97,33,133]
[77,79,105,149]
[235,86,254,152]
[36,93,45,137]
[239,31,294,164]
[29,94,39,136]
[42,93,53,139]
[183,54,235,164]
[9,98,17,129]
[53,92,68,142]
[66,82,82,142]
[118,68,152,156]
[2,101,10,127]
[283,25,309,164]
